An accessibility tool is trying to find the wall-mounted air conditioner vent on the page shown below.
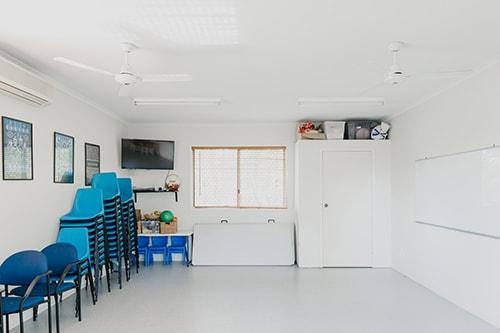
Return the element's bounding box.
[0,52,53,107]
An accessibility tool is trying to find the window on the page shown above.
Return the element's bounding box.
[193,146,287,208]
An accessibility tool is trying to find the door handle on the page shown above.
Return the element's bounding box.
[324,203,329,208]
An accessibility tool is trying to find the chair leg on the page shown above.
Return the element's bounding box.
[105,260,111,293]
[48,291,53,333]
[54,295,60,333]
[33,306,38,322]
[88,272,96,305]
[77,285,82,322]
[19,312,23,333]
[5,314,9,332]
[136,251,140,273]
[117,257,123,289]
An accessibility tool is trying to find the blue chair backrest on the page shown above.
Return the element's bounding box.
[170,236,186,247]
[138,236,150,248]
[152,237,168,247]
[65,188,104,218]
[92,172,120,200]
[0,250,48,285]
[117,178,133,202]
[57,228,90,261]
[42,243,78,276]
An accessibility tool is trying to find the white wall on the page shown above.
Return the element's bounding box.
[0,90,124,262]
[295,140,392,268]
[391,63,500,327]
[124,123,296,229]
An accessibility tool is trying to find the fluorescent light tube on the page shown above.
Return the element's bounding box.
[134,98,222,106]
[298,98,385,106]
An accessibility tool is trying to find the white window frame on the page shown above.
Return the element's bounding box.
[192,146,287,209]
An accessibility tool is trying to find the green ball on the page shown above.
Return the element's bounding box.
[160,210,174,223]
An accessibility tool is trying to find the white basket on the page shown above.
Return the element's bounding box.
[322,121,345,140]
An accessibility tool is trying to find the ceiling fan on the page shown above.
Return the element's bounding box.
[360,41,473,94]
[54,42,192,97]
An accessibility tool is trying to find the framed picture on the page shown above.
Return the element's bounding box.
[2,116,33,180]
[54,132,74,183]
[85,143,100,186]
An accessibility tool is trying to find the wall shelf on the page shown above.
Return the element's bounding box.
[133,188,178,203]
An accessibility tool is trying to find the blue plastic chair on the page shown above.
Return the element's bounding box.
[167,236,189,266]
[92,172,121,201]
[148,237,169,265]
[92,172,124,288]
[57,229,96,298]
[137,236,150,266]
[0,250,52,333]
[60,188,108,296]
[118,178,139,275]
[117,178,133,203]
[61,188,104,221]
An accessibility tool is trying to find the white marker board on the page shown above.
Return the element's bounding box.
[415,146,500,238]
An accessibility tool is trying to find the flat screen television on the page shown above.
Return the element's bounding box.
[121,139,175,170]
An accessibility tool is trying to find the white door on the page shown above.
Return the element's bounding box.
[322,151,373,267]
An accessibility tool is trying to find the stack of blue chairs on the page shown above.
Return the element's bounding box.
[118,178,140,278]
[92,172,124,289]
[59,188,110,299]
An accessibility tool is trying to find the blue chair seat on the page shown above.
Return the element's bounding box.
[11,282,76,297]
[1,296,45,314]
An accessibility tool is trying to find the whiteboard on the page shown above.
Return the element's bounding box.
[192,223,295,266]
[415,146,500,238]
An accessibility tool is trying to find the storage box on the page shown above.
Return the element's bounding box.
[346,120,380,140]
[322,121,345,140]
[160,217,178,234]
[141,220,159,234]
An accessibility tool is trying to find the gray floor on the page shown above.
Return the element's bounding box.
[12,264,499,333]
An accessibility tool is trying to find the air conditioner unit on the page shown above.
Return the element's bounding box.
[0,52,53,107]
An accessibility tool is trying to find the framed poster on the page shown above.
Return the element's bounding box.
[54,132,74,183]
[2,116,33,180]
[85,143,100,186]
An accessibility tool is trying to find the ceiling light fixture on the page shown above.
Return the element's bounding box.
[298,98,385,106]
[133,98,223,106]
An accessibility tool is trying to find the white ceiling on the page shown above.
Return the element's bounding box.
[1,0,500,123]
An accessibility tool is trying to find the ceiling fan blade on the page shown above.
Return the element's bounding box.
[118,84,134,97]
[53,57,115,76]
[141,74,192,82]
[415,69,473,80]
[359,82,386,96]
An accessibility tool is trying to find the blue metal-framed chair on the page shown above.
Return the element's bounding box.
[118,177,139,278]
[10,243,86,333]
[60,188,109,297]
[167,236,189,266]
[57,229,96,304]
[0,250,52,333]
[92,172,124,289]
[149,237,169,265]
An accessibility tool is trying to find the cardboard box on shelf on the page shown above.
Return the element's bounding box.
[160,217,178,234]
